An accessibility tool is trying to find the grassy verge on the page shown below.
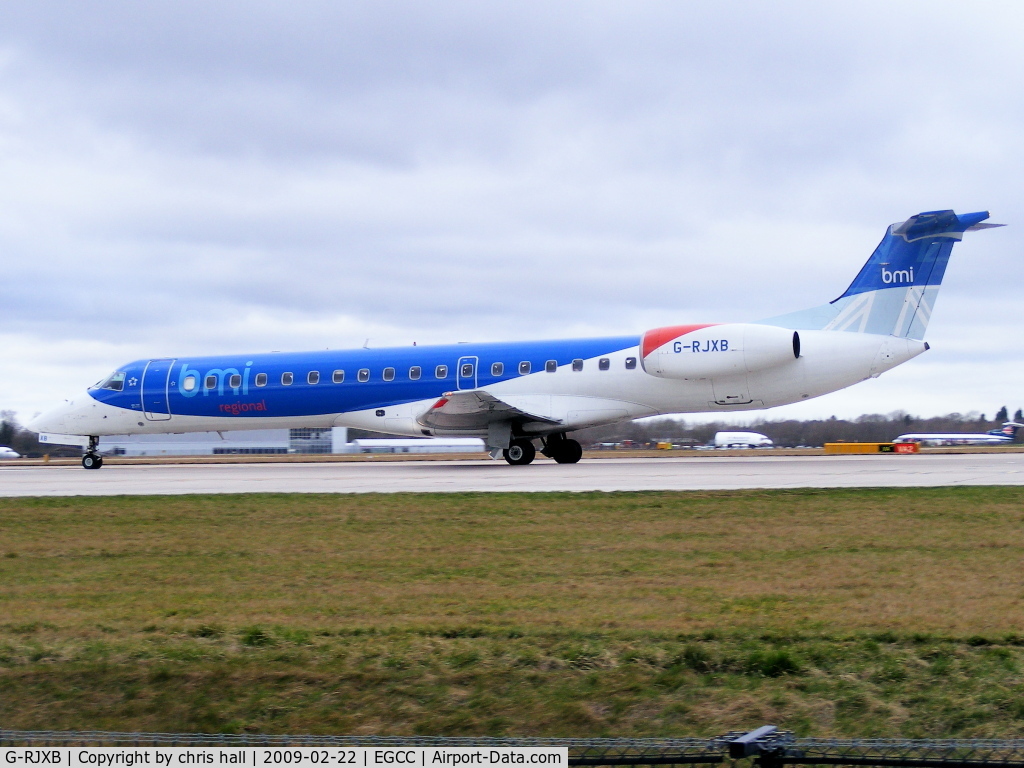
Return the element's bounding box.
[4,626,1024,736]
[3,489,1024,735]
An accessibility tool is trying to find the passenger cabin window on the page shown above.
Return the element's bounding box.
[435,365,448,379]
[625,357,637,370]
[572,359,584,372]
[307,371,320,385]
[409,366,421,380]
[461,363,474,377]
[519,361,531,375]
[491,362,503,376]
[599,358,610,371]
[182,375,196,392]
[229,374,242,389]
[545,360,557,373]
[282,372,294,385]
[332,370,344,384]
[255,373,268,387]
[97,372,126,391]
[383,367,395,382]
[358,368,370,383]
[205,374,218,390]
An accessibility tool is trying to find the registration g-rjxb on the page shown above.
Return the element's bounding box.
[3,749,566,768]
[4,751,62,764]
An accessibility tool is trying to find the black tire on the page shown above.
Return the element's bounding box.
[82,453,101,470]
[541,433,564,459]
[552,438,583,464]
[503,439,536,466]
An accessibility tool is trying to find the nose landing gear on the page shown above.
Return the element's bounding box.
[82,436,103,470]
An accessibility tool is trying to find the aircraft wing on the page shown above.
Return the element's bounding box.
[416,390,563,432]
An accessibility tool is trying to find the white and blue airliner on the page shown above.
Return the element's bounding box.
[30,209,1000,469]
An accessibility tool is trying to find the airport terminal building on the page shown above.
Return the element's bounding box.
[98,428,484,456]
[98,427,341,456]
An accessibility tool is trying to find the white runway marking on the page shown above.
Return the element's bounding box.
[2,453,1024,496]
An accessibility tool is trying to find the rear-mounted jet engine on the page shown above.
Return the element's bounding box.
[640,323,800,380]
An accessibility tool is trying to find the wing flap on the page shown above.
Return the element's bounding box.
[416,390,562,432]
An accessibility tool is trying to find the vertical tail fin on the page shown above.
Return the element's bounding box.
[990,422,1024,440]
[762,210,1002,338]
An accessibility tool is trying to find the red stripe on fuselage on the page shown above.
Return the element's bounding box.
[640,324,717,358]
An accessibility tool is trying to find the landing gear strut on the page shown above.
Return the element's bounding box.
[503,439,536,466]
[82,436,103,470]
[542,433,583,464]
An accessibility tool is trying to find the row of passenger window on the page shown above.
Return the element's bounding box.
[187,356,638,391]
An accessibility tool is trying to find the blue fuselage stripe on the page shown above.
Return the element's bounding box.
[90,336,640,418]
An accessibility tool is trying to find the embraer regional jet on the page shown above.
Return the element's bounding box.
[30,209,1001,469]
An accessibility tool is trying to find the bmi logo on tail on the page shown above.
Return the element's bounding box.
[881,267,914,284]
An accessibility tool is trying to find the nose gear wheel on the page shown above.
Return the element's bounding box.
[82,436,103,469]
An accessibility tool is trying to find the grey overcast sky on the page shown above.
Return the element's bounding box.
[1,1,1022,423]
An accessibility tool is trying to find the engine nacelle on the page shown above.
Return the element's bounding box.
[641,323,800,379]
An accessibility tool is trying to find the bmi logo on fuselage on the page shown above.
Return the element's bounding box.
[177,362,254,397]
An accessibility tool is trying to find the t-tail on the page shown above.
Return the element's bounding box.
[990,422,1024,440]
[763,210,1003,339]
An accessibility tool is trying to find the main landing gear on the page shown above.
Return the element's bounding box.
[82,436,103,470]
[542,433,583,464]
[501,434,583,466]
[503,439,536,466]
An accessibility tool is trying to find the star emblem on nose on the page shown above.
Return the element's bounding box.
[128,377,138,386]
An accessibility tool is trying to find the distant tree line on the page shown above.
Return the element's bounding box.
[0,411,47,456]
[575,407,1024,448]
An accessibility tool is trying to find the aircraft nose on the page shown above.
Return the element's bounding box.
[27,400,74,434]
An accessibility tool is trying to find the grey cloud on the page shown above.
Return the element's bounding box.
[2,1,1023,418]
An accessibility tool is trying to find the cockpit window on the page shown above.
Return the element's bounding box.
[95,372,126,391]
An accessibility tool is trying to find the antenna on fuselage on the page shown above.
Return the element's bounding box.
[363,338,370,348]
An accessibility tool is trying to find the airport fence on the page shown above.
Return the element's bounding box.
[4,727,1024,768]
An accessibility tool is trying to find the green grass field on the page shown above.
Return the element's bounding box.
[3,488,1024,736]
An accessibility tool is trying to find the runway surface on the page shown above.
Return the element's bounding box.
[3,453,1024,496]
